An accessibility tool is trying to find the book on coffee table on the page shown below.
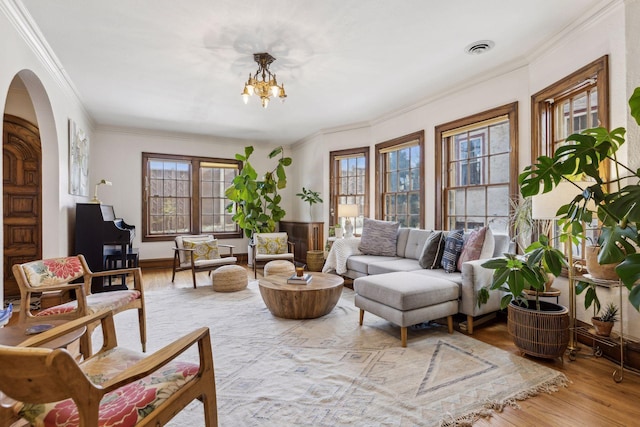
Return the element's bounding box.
[287,273,313,284]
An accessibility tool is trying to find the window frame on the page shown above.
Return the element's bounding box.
[531,55,609,263]
[435,102,519,231]
[329,147,370,230]
[375,130,425,228]
[141,152,242,242]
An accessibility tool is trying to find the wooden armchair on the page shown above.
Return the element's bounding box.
[251,232,295,278]
[172,234,237,288]
[12,254,146,358]
[0,310,217,427]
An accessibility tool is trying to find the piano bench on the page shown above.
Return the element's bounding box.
[104,248,139,286]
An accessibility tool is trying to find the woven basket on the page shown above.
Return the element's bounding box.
[507,300,569,360]
[306,250,324,272]
[585,245,619,281]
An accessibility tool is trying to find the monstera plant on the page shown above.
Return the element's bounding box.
[519,86,640,310]
[225,146,292,238]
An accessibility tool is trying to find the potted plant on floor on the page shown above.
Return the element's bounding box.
[592,302,619,337]
[519,86,640,310]
[225,146,292,265]
[478,235,570,360]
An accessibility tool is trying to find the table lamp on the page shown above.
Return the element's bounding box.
[91,179,112,204]
[338,204,358,238]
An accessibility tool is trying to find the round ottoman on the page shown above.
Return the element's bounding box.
[264,260,295,277]
[212,265,248,292]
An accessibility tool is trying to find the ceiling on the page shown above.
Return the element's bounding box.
[18,0,609,145]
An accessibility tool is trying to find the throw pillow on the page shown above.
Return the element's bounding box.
[256,235,287,255]
[182,239,220,261]
[440,229,464,273]
[457,227,489,271]
[358,218,400,256]
[418,231,446,269]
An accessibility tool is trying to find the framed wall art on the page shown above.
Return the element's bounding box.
[68,118,89,196]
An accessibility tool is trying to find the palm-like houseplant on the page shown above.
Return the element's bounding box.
[519,86,640,310]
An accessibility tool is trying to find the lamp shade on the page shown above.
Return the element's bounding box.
[531,181,594,219]
[338,204,358,218]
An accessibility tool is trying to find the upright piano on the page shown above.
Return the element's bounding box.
[75,203,136,292]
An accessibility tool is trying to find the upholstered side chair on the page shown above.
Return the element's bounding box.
[172,234,237,288]
[251,232,295,278]
[0,310,218,427]
[12,255,146,358]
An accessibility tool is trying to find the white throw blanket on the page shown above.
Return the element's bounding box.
[322,237,362,274]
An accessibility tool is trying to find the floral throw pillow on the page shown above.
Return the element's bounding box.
[182,239,220,261]
[256,235,287,255]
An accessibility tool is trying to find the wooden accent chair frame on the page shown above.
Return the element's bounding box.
[0,310,218,427]
[172,235,237,288]
[251,232,295,279]
[12,255,146,358]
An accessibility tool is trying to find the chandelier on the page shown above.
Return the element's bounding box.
[241,53,287,108]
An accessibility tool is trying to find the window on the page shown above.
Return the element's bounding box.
[142,153,241,241]
[376,131,424,228]
[436,103,518,232]
[330,147,369,235]
[531,56,609,259]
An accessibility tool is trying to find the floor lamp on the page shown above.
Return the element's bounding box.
[531,181,592,353]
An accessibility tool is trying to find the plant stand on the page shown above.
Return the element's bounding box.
[571,274,628,382]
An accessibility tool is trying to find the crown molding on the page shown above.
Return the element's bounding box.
[1,0,89,115]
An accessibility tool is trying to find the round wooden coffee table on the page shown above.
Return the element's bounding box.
[259,272,344,319]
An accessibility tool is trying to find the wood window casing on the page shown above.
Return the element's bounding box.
[142,152,242,241]
[531,55,609,262]
[375,130,425,228]
[329,147,370,231]
[435,103,519,231]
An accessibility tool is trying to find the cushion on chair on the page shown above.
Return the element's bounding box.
[256,234,288,255]
[182,238,220,261]
[358,218,400,256]
[21,257,84,288]
[37,290,141,317]
[19,347,199,427]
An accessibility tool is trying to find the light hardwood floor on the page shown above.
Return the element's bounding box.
[149,266,640,425]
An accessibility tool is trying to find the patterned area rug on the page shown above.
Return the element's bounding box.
[111,281,568,426]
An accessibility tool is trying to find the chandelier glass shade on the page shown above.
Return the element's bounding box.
[241,53,287,108]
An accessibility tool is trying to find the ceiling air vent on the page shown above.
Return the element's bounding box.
[465,40,495,55]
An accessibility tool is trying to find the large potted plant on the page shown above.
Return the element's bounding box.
[519,86,640,310]
[225,146,292,264]
[479,235,570,360]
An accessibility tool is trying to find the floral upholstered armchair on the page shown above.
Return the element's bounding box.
[0,310,217,427]
[12,254,146,358]
[251,232,295,278]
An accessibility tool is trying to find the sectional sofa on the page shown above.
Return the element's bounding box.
[323,224,510,334]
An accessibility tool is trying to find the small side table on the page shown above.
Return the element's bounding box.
[0,320,86,348]
[523,287,561,304]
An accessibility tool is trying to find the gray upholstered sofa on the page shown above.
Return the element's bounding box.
[323,227,510,334]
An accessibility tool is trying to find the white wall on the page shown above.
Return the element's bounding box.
[91,127,292,259]
[1,3,94,297]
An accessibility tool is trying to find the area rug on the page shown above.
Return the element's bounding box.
[110,281,568,426]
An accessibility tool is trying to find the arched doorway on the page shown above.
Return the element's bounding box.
[2,114,42,299]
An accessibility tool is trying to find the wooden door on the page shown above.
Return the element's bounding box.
[3,114,42,299]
